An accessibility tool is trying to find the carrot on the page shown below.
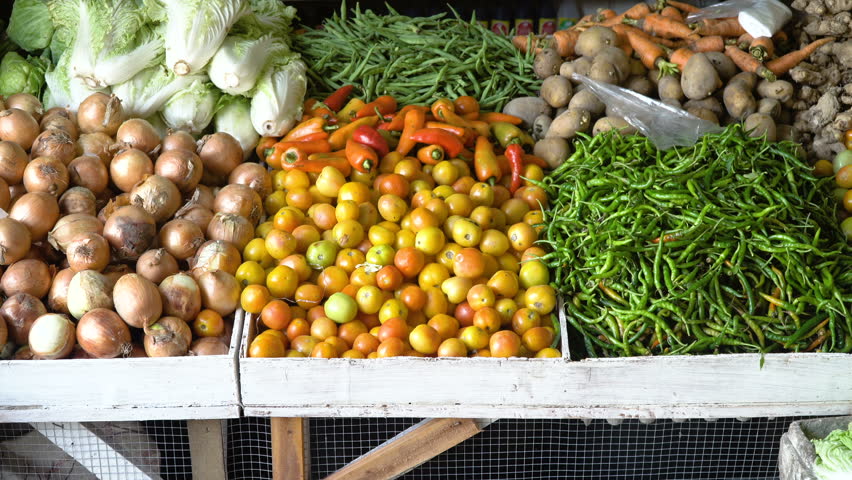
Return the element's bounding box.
[553,29,580,57]
[692,17,745,37]
[765,37,835,76]
[772,30,788,45]
[663,0,701,13]
[669,47,694,71]
[737,33,754,50]
[595,9,617,22]
[625,13,694,39]
[602,2,652,26]
[619,42,634,57]
[626,29,679,74]
[749,37,774,61]
[660,6,683,21]
[688,35,724,52]
[612,24,682,49]
[724,45,776,81]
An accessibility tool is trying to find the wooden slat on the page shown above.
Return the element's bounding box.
[324,418,488,480]
[188,420,226,480]
[271,418,307,480]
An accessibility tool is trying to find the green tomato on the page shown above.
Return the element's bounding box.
[833,150,852,174]
[324,292,358,324]
[306,240,339,270]
[842,217,852,241]
[366,244,395,266]
[833,188,848,204]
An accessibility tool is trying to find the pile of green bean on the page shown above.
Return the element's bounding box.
[292,4,541,111]
[537,125,852,357]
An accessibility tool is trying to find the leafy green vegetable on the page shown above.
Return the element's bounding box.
[7,0,54,51]
[112,64,207,118]
[249,50,306,136]
[0,52,49,97]
[161,80,221,135]
[208,34,276,96]
[215,95,258,158]
[813,423,852,479]
[42,55,106,110]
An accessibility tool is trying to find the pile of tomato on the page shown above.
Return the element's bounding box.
[239,92,561,359]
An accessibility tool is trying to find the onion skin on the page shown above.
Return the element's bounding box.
[206,212,254,251]
[77,93,124,136]
[77,132,113,167]
[113,273,163,329]
[229,163,272,198]
[0,108,39,150]
[102,205,157,260]
[174,203,213,233]
[102,264,134,291]
[0,218,32,265]
[0,140,27,184]
[0,177,10,211]
[48,268,74,315]
[66,232,110,272]
[23,156,70,197]
[198,132,242,179]
[48,213,103,253]
[115,118,161,155]
[59,186,97,216]
[68,155,109,194]
[162,130,197,153]
[159,272,202,322]
[40,114,79,140]
[189,185,215,210]
[159,218,204,260]
[98,193,131,223]
[6,94,43,121]
[214,184,262,225]
[110,148,154,193]
[1,259,52,298]
[190,337,228,356]
[31,129,76,165]
[136,248,179,284]
[197,270,240,316]
[190,240,241,277]
[77,308,132,359]
[67,270,114,320]
[143,316,192,357]
[130,174,181,223]
[154,149,203,192]
[29,314,76,360]
[0,293,46,344]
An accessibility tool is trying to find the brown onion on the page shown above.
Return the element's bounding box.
[14,345,34,360]
[6,93,43,121]
[0,293,46,344]
[102,264,134,291]
[48,213,103,252]
[77,93,124,136]
[190,185,215,210]
[162,130,197,153]
[206,212,253,251]
[136,248,179,284]
[48,268,74,314]
[154,149,203,192]
[110,148,153,193]
[40,112,78,140]
[143,316,191,357]
[29,314,75,360]
[0,108,39,150]
[70,345,94,359]
[159,218,204,260]
[31,129,76,165]
[23,156,69,197]
[174,203,213,232]
[0,314,6,347]
[190,240,241,276]
[58,186,97,216]
[229,162,272,198]
[113,273,162,329]
[115,118,160,154]
[102,205,156,260]
[77,308,132,359]
[8,183,25,207]
[190,337,228,356]
[1,259,51,298]
[77,132,113,167]
[130,174,181,223]
[159,272,201,322]
[0,140,27,184]
[10,192,60,241]
[97,193,131,223]
[198,132,242,178]
[65,232,110,272]
[197,270,240,316]
[0,218,31,265]
[0,177,9,211]
[214,184,262,225]
[67,270,113,319]
[128,343,147,357]
[68,155,109,194]
[44,107,75,121]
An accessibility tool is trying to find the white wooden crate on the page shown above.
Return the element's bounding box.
[0,312,244,423]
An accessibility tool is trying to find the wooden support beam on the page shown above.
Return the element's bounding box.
[324,418,491,480]
[188,420,226,480]
[271,417,307,480]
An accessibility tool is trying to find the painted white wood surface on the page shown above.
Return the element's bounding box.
[0,312,244,423]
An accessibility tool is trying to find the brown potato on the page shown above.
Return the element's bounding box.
[681,53,722,100]
[575,26,619,58]
[546,109,591,139]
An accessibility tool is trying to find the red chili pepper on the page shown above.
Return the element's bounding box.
[323,85,354,112]
[345,139,378,173]
[355,95,398,119]
[506,143,525,194]
[351,125,390,157]
[408,128,464,159]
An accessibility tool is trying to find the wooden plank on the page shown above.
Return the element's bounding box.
[271,418,307,480]
[324,419,489,480]
[188,420,226,480]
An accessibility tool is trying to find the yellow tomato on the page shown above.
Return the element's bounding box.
[495,298,518,326]
[243,238,272,266]
[236,261,266,287]
[266,265,299,299]
[241,285,271,314]
[338,181,371,203]
[451,217,482,247]
[332,219,365,248]
[418,262,450,290]
[445,193,474,217]
[524,285,556,315]
[264,190,287,216]
[432,185,455,200]
[255,221,274,239]
[395,229,416,250]
[366,244,395,266]
[469,182,494,207]
[423,287,450,318]
[356,285,384,314]
[459,326,489,351]
[498,253,520,273]
[519,260,550,288]
[431,161,459,186]
[480,229,509,256]
[265,229,297,260]
[523,210,545,233]
[507,222,538,251]
[441,276,473,304]
[377,194,408,222]
[283,169,310,190]
[469,206,494,230]
[379,298,408,323]
[436,242,462,270]
[488,270,520,298]
[335,248,366,274]
[315,166,347,197]
[335,200,360,222]
[368,224,396,246]
[414,227,445,255]
[467,284,496,310]
[272,169,288,191]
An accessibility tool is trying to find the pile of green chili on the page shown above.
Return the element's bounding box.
[292,4,540,111]
[537,125,852,357]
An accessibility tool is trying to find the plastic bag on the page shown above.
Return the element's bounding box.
[685,0,792,38]
[570,73,723,151]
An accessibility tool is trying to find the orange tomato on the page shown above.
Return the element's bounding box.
[307,306,326,322]
[423,287,450,318]
[318,266,349,296]
[452,247,486,278]
[467,284,496,310]
[522,326,555,352]
[310,316,338,340]
[394,247,426,278]
[286,318,310,341]
[324,336,350,355]
[376,265,404,291]
[241,285,271,314]
[454,301,476,327]
[338,320,368,346]
[292,225,321,252]
[294,283,324,309]
[427,314,460,340]
[280,254,312,282]
[375,173,410,198]
[409,324,441,354]
[291,335,320,355]
[507,222,537,251]
[353,332,381,354]
[400,285,427,311]
[350,266,378,288]
[437,338,468,357]
[309,203,338,231]
[377,338,405,357]
[265,229,297,259]
[378,317,409,341]
[249,333,286,358]
[490,330,521,358]
[342,349,366,359]
[260,300,291,331]
[473,307,502,335]
[311,341,338,358]
[335,248,365,274]
[193,309,225,337]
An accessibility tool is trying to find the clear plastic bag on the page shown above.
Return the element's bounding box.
[570,73,723,151]
[685,0,792,37]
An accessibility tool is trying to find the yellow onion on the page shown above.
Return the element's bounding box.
[29,314,75,359]
[9,192,60,241]
[214,184,262,225]
[97,193,131,223]
[0,140,27,184]
[154,149,203,192]
[8,183,25,207]
[77,132,113,167]
[0,177,9,211]
[196,270,240,316]
[0,108,39,150]
[113,273,162,328]
[198,132,242,179]
[130,174,181,223]
[174,203,214,233]
[68,155,109,194]
[190,240,240,276]
[115,118,161,154]
[189,185,215,210]
[136,248,179,284]
[190,337,228,356]
[206,212,253,251]
[59,187,97,216]
[77,308,132,358]
[159,218,204,260]
[0,293,46,344]
[162,130,197,153]
[110,148,153,192]
[102,206,156,260]
[0,218,32,265]
[159,272,201,322]
[65,232,110,272]
[0,313,6,347]
[48,268,74,314]
[77,93,124,136]
[143,316,191,357]
[30,129,76,165]
[6,93,43,121]
[102,264,133,291]
[229,163,272,198]
[1,259,52,298]
[68,270,114,319]
[23,156,69,197]
[48,213,103,253]
[40,112,79,140]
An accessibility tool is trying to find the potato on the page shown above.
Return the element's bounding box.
[756,80,794,102]
[630,58,646,76]
[532,115,553,140]
[535,48,562,80]
[568,89,605,115]
[662,98,682,109]
[728,72,758,90]
[593,46,630,82]
[533,138,572,168]
[625,76,654,96]
[503,97,552,129]
[681,53,722,100]
[776,124,800,142]
[684,97,724,117]
[744,113,776,141]
[704,52,737,81]
[658,74,684,101]
[575,26,619,58]
[592,117,637,136]
[686,107,719,124]
[758,98,781,118]
[540,76,573,108]
[572,57,593,77]
[723,82,757,120]
[589,59,619,85]
[648,68,661,85]
[546,109,591,139]
[555,106,569,117]
[559,61,575,78]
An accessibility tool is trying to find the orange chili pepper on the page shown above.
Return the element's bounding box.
[431,98,473,128]
[345,138,378,173]
[453,96,480,116]
[417,145,445,165]
[496,154,511,176]
[468,120,490,138]
[283,117,326,141]
[255,137,278,163]
[395,108,426,156]
[523,154,549,168]
[479,112,523,125]
[474,136,501,184]
[355,95,398,119]
[409,128,465,158]
[286,153,352,175]
[425,121,468,138]
[383,105,428,131]
[329,116,379,150]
